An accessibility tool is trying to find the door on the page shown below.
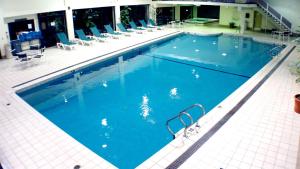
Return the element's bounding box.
[38,11,67,47]
[180,6,193,21]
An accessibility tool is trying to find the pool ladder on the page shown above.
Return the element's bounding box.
[166,104,206,139]
[269,45,284,57]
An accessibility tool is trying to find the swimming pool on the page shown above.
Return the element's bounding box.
[185,18,219,24]
[17,33,283,169]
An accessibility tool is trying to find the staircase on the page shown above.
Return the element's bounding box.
[256,0,292,32]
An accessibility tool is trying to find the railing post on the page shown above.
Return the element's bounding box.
[280,15,282,29]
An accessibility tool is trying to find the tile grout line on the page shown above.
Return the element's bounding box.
[166,45,296,169]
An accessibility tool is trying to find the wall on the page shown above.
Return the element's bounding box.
[266,0,300,31]
[260,13,277,30]
[0,0,152,17]
[0,8,7,57]
[0,0,65,17]
[219,6,240,26]
[219,6,254,29]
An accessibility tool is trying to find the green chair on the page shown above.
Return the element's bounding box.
[90,27,107,42]
[130,21,151,32]
[148,19,163,30]
[139,20,155,29]
[75,29,93,45]
[104,24,122,39]
[56,32,76,50]
[117,23,136,36]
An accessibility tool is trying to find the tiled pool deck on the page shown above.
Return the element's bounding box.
[0,25,299,169]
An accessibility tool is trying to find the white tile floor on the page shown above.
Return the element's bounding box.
[0,25,300,169]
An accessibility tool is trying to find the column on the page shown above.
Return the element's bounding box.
[239,7,246,34]
[65,0,75,40]
[193,6,198,18]
[175,5,180,21]
[149,4,156,22]
[115,5,121,30]
[33,14,40,31]
[0,8,8,58]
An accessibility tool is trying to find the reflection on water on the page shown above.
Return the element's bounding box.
[102,81,108,88]
[62,95,68,103]
[169,87,179,99]
[140,95,151,118]
[192,69,200,79]
[101,118,108,127]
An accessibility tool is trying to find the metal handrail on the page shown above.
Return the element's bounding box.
[269,45,285,54]
[166,103,206,139]
[182,104,206,128]
[166,111,193,139]
[179,112,194,137]
[256,0,292,30]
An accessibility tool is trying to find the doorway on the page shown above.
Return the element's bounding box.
[121,5,149,27]
[38,11,67,47]
[73,7,114,33]
[156,7,175,25]
[180,6,193,21]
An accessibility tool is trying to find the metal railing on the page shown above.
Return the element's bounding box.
[269,45,285,57]
[256,0,292,30]
[166,104,206,139]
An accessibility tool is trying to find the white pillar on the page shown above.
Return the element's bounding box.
[0,9,8,58]
[33,14,40,31]
[115,5,120,30]
[239,7,246,34]
[149,4,157,22]
[65,0,75,40]
[175,5,180,21]
[193,6,198,18]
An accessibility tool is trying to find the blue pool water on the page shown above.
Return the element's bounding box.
[18,33,282,169]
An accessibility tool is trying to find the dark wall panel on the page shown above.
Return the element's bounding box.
[156,7,175,25]
[73,7,114,34]
[38,11,66,47]
[197,5,220,19]
[121,5,148,27]
[180,6,193,21]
